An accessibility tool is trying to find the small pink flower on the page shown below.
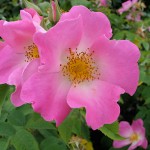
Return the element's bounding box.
[21,6,140,130]
[100,0,107,6]
[118,0,138,14]
[0,9,44,106]
[113,119,148,150]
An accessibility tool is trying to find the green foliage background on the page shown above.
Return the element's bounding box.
[0,0,150,150]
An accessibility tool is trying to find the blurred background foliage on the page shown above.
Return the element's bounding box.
[0,0,150,150]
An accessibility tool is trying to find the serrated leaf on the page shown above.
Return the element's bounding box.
[0,122,16,136]
[11,129,39,150]
[40,137,68,150]
[99,121,125,140]
[8,109,26,126]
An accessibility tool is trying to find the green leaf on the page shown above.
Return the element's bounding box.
[99,121,125,140]
[0,138,9,150]
[140,70,150,85]
[11,129,39,150]
[38,129,58,139]
[40,137,68,150]
[25,113,56,129]
[58,109,90,143]
[141,41,150,51]
[0,84,10,110]
[141,86,150,104]
[8,109,26,126]
[71,0,91,7]
[0,122,16,136]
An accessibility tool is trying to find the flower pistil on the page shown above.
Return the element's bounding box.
[60,48,100,85]
[130,133,139,142]
[24,43,39,62]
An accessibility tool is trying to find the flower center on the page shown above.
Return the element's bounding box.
[24,43,39,62]
[60,48,100,85]
[130,133,139,142]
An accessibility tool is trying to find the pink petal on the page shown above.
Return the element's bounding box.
[118,8,124,14]
[100,0,107,6]
[126,13,132,20]
[141,138,148,149]
[122,0,132,11]
[11,85,25,106]
[20,9,45,32]
[0,45,24,84]
[20,8,42,24]
[128,142,139,150]
[9,67,26,107]
[67,80,125,130]
[34,16,82,72]
[132,0,138,4]
[135,13,141,22]
[60,6,112,49]
[131,119,145,135]
[22,59,40,82]
[21,72,71,125]
[91,36,140,95]
[119,121,133,138]
[128,136,147,150]
[10,59,40,107]
[1,20,35,53]
[0,41,6,49]
[113,139,131,148]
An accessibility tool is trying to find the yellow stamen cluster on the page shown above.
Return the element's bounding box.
[24,43,39,62]
[130,133,139,142]
[60,48,100,85]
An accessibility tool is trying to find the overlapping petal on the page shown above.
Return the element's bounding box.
[0,8,44,106]
[113,139,131,148]
[91,36,140,95]
[0,45,23,84]
[67,80,125,129]
[21,72,71,125]
[19,6,140,130]
[34,16,83,72]
[119,121,133,138]
[60,6,112,50]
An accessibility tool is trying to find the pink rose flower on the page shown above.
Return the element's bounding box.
[21,6,140,130]
[118,0,138,14]
[0,9,44,106]
[113,119,148,150]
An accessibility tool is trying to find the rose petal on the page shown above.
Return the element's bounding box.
[67,80,124,130]
[0,45,24,84]
[34,16,82,72]
[119,121,133,138]
[91,36,140,95]
[60,5,112,50]
[113,139,131,148]
[1,20,35,53]
[21,72,71,125]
